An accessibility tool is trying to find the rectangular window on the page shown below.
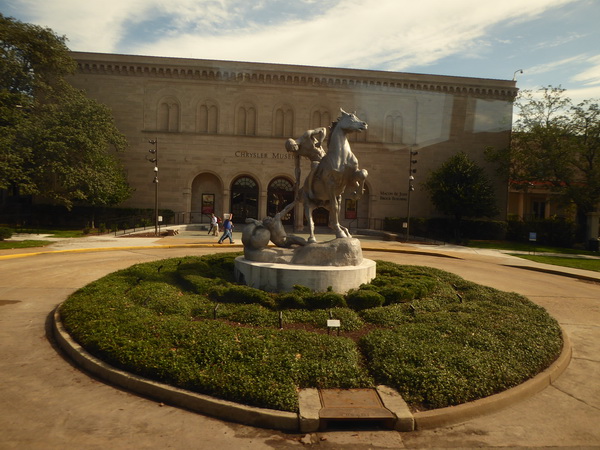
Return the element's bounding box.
[532,201,546,219]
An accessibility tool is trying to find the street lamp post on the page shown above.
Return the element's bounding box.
[406,149,418,242]
[147,139,159,236]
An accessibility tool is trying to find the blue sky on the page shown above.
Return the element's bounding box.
[2,0,599,104]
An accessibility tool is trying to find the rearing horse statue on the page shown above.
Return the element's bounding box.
[298,109,368,243]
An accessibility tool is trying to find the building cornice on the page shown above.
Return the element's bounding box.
[71,51,519,100]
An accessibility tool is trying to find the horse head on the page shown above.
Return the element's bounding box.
[337,109,368,133]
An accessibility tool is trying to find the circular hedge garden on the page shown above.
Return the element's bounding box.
[60,252,563,413]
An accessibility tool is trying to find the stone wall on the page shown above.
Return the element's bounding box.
[68,52,516,227]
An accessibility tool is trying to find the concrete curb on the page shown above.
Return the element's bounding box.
[505,264,600,284]
[53,302,572,433]
[52,305,299,431]
[413,328,572,429]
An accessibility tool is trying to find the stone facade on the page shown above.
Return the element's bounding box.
[68,51,517,228]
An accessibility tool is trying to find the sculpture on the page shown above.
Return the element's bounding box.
[295,109,368,243]
[240,108,369,265]
[235,109,375,290]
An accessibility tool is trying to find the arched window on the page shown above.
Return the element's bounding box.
[384,112,403,143]
[267,177,294,224]
[273,106,294,137]
[236,104,257,135]
[158,98,180,132]
[311,108,331,129]
[197,100,219,133]
[230,176,258,222]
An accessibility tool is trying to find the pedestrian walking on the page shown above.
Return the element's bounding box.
[208,213,219,236]
[217,214,235,244]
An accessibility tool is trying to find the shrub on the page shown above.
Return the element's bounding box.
[303,291,347,310]
[507,216,576,247]
[0,227,13,240]
[275,292,306,309]
[209,284,276,309]
[346,289,385,310]
[384,217,507,241]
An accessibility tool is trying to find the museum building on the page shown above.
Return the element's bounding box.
[68,52,518,229]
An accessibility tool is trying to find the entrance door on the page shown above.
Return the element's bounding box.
[312,207,329,227]
[230,176,258,222]
[267,177,294,224]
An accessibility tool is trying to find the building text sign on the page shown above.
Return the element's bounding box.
[379,191,407,202]
[234,151,294,160]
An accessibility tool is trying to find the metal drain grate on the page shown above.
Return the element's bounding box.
[318,388,396,430]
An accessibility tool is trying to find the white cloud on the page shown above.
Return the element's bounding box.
[571,55,600,86]
[525,55,588,76]
[8,0,148,51]
[8,0,579,70]
[568,85,600,104]
[127,0,579,71]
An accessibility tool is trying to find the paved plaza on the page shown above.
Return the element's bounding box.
[1,229,599,448]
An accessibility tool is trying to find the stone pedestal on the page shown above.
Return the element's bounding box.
[234,257,376,293]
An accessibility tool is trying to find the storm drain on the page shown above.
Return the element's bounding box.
[318,388,396,430]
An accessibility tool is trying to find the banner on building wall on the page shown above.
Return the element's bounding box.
[345,198,357,219]
[201,194,215,214]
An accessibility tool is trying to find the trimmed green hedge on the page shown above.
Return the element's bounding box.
[0,227,13,240]
[507,216,576,247]
[61,253,563,412]
[384,217,507,241]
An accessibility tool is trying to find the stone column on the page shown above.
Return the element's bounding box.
[222,189,230,217]
[259,191,267,220]
[182,187,191,223]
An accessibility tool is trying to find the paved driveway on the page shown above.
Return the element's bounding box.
[1,244,599,449]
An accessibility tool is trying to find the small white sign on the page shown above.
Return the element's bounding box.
[529,232,537,242]
[158,215,163,222]
[327,319,341,328]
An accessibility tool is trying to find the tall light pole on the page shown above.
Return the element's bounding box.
[147,139,159,236]
[406,149,418,242]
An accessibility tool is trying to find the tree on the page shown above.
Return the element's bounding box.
[504,86,600,240]
[424,152,498,240]
[567,100,600,233]
[0,14,131,215]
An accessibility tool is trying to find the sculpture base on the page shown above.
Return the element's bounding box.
[234,257,376,293]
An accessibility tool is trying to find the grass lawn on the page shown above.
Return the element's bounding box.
[467,240,598,256]
[0,240,54,250]
[0,228,88,250]
[13,228,86,238]
[515,254,600,272]
[61,252,563,413]
[467,240,600,273]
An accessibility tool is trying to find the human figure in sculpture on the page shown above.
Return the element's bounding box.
[262,201,307,248]
[285,127,328,198]
[285,127,327,163]
[244,201,306,249]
